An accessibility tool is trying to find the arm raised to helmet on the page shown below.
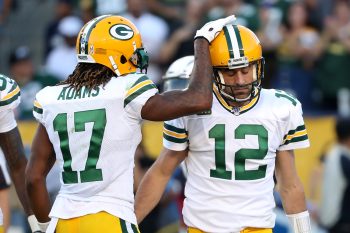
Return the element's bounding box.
[141,15,236,121]
[141,39,212,121]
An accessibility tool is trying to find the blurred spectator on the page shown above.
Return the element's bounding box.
[122,0,169,86]
[207,0,259,32]
[273,1,322,112]
[309,153,326,206]
[0,0,13,25]
[0,0,17,38]
[257,2,283,53]
[158,0,206,69]
[256,2,283,88]
[43,0,74,60]
[253,0,291,23]
[304,0,334,31]
[45,15,83,81]
[95,0,126,15]
[319,116,350,233]
[315,0,350,113]
[78,0,95,23]
[9,46,59,120]
[304,0,324,31]
[146,0,186,31]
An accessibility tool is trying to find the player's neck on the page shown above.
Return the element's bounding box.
[227,100,250,108]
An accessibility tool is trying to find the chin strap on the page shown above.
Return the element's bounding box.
[109,56,121,76]
[287,210,311,233]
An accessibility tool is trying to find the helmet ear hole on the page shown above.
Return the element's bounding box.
[120,55,127,64]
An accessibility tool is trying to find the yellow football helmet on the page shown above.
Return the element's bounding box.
[76,15,148,76]
[210,24,264,102]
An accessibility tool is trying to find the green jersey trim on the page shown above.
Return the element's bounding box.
[163,123,188,144]
[0,85,20,107]
[124,76,157,107]
[282,125,308,146]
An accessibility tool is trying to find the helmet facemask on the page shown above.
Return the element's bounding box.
[213,58,264,102]
[210,24,265,104]
[129,47,149,73]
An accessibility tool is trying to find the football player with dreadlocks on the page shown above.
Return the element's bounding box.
[135,24,311,233]
[25,14,236,233]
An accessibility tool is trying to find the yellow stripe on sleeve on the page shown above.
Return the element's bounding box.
[126,80,154,97]
[2,86,20,101]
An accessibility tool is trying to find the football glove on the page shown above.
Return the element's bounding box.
[194,15,236,43]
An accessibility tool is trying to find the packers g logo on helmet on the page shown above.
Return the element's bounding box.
[210,24,265,102]
[76,15,149,76]
[109,24,134,40]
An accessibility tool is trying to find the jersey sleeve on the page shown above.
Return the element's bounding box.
[123,75,158,120]
[0,75,20,113]
[163,118,188,151]
[33,93,44,124]
[0,75,20,132]
[0,110,17,133]
[278,99,310,151]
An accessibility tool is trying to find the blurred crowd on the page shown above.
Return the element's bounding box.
[1,0,350,120]
[0,0,350,233]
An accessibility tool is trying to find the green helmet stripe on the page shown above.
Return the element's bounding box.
[79,15,110,54]
[223,26,234,59]
[225,25,241,59]
[233,25,244,57]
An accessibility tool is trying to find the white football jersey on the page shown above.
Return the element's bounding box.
[0,74,20,133]
[163,87,310,232]
[33,73,158,224]
[0,74,19,189]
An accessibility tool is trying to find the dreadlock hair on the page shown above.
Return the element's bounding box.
[60,63,115,91]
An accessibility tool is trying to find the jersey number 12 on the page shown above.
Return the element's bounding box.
[209,124,268,180]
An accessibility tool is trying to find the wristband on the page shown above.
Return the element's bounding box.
[28,215,41,232]
[287,210,311,233]
[38,220,50,232]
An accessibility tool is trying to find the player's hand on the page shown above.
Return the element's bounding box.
[194,15,236,43]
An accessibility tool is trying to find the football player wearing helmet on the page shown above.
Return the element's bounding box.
[135,24,312,233]
[26,15,236,233]
[0,74,42,232]
[162,55,194,93]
